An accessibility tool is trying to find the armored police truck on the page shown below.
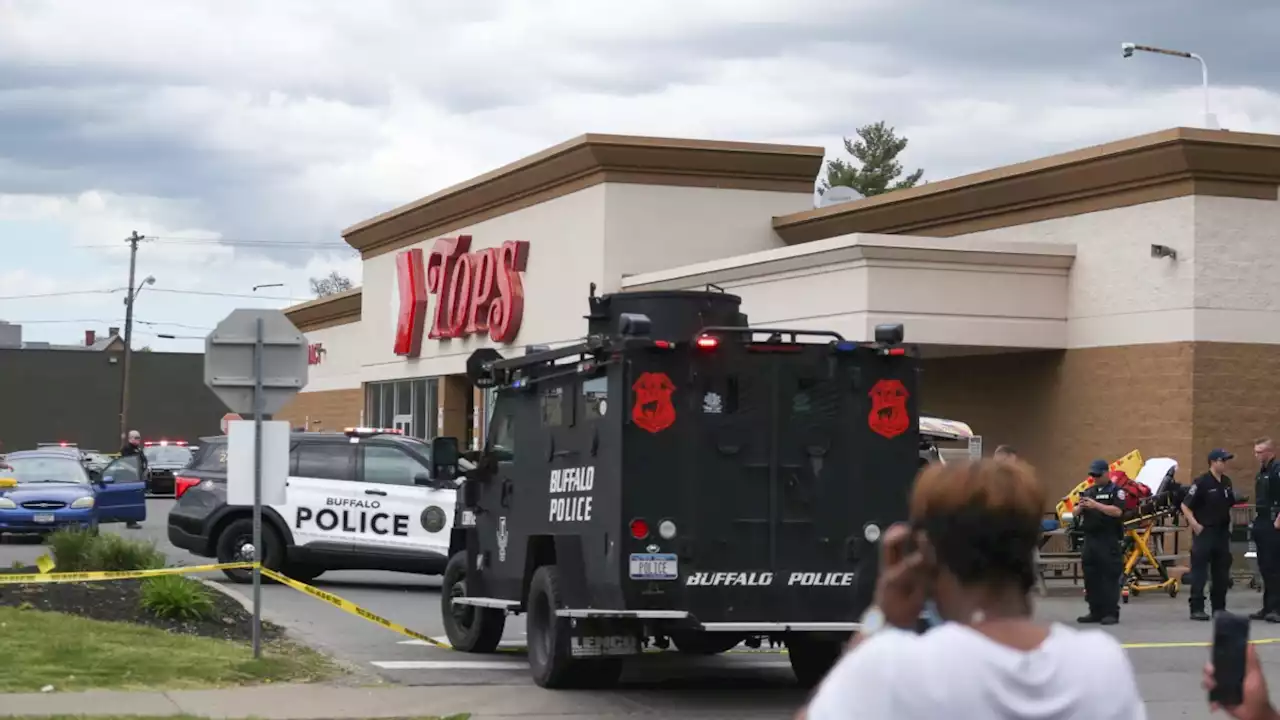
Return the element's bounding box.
[429,289,920,689]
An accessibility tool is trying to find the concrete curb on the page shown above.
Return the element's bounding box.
[196,576,386,687]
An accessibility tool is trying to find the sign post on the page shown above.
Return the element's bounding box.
[204,309,308,659]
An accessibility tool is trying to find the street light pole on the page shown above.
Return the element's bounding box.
[1121,43,1216,129]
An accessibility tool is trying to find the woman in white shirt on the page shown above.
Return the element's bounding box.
[798,459,1146,720]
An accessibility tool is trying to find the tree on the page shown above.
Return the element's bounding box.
[819,121,925,197]
[310,271,354,297]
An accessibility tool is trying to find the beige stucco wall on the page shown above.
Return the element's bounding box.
[620,234,1075,349]
[602,184,808,291]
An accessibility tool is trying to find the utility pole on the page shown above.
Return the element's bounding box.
[118,231,143,443]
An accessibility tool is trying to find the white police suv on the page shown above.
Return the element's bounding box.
[167,428,460,583]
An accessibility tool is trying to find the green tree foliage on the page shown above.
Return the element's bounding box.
[819,121,925,197]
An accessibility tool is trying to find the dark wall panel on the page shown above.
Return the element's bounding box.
[0,349,226,452]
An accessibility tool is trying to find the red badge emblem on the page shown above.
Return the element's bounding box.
[632,372,676,434]
[868,379,910,439]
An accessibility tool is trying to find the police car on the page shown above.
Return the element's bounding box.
[166,428,459,583]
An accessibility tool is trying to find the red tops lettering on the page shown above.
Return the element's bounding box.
[393,235,530,357]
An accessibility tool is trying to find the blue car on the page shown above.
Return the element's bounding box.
[0,450,147,535]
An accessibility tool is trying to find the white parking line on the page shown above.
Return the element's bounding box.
[397,637,527,649]
[372,660,529,670]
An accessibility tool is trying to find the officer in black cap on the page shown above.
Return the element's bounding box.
[1077,459,1126,625]
[1182,449,1238,621]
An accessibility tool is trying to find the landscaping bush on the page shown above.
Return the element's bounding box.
[139,575,216,621]
[88,533,165,572]
[47,527,99,571]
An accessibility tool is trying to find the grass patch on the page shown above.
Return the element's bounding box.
[0,606,337,692]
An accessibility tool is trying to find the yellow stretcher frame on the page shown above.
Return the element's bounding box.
[1055,449,1144,527]
[1120,515,1181,602]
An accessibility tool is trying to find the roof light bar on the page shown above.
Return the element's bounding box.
[343,427,405,436]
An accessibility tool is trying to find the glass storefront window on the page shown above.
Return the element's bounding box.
[364,378,439,441]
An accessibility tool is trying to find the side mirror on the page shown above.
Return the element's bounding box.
[414,472,432,487]
[89,469,103,483]
[431,436,460,478]
[100,474,115,485]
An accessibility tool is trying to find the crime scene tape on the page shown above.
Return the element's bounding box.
[258,567,521,653]
[0,561,257,585]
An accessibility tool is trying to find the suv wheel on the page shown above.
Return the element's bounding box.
[787,633,845,689]
[440,552,505,653]
[526,565,623,689]
[215,517,283,584]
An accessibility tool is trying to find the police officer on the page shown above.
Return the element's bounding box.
[1252,437,1280,622]
[1077,460,1126,625]
[1183,449,1238,621]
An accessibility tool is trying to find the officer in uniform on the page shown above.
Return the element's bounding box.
[1077,460,1126,625]
[1182,449,1238,621]
[1252,437,1280,622]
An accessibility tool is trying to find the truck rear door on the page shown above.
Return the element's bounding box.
[684,337,919,623]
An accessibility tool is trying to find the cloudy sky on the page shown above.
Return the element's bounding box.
[2,0,1275,352]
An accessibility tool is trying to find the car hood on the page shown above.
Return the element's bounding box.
[148,463,188,470]
[0,484,94,504]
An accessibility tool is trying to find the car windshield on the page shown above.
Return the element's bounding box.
[144,445,193,465]
[3,457,89,485]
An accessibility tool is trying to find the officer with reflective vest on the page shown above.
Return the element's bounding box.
[1182,449,1238,621]
[1077,460,1126,625]
[1252,437,1280,622]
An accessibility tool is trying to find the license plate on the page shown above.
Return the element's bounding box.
[32,514,54,524]
[629,553,678,580]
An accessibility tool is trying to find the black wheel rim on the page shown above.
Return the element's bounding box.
[228,532,259,564]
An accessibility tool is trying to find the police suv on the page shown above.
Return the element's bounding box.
[167,428,458,583]
[430,288,920,689]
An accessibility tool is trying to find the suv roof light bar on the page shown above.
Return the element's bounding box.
[694,326,847,343]
[343,427,405,437]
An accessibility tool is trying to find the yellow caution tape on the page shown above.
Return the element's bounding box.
[0,561,256,585]
[35,554,55,574]
[260,567,472,651]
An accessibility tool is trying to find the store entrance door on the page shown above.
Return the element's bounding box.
[393,413,413,437]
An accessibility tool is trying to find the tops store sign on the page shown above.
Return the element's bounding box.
[392,234,530,357]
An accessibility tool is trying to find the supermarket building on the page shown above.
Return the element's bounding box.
[278,127,1280,498]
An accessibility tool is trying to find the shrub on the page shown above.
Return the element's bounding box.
[87,533,165,572]
[139,575,216,621]
[47,527,99,572]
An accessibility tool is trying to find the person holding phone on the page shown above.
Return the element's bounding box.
[797,459,1144,720]
[1077,462,1128,625]
[1203,644,1277,720]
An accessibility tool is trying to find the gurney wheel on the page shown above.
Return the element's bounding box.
[1122,592,1129,604]
[1169,582,1179,598]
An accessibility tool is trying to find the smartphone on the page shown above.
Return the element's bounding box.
[1210,611,1250,706]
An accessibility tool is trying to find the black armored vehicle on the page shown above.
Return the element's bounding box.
[430,288,921,689]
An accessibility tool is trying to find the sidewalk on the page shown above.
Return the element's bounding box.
[0,683,784,719]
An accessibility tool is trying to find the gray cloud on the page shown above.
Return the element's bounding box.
[0,0,1274,268]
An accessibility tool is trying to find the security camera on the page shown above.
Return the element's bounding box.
[1121,42,1136,58]
[1150,244,1178,260]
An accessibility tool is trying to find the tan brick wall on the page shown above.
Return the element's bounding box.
[920,343,1196,503]
[1193,342,1280,481]
[276,388,363,433]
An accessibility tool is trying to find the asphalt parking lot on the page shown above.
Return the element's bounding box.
[0,498,1275,718]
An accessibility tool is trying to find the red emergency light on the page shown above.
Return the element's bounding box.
[695,335,719,350]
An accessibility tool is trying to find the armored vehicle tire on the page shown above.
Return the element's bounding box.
[669,631,745,655]
[526,565,623,689]
[788,634,844,689]
[441,552,506,653]
[216,518,284,584]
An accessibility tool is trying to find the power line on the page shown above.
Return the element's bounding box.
[0,318,212,330]
[0,289,122,300]
[74,236,353,251]
[146,288,310,301]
